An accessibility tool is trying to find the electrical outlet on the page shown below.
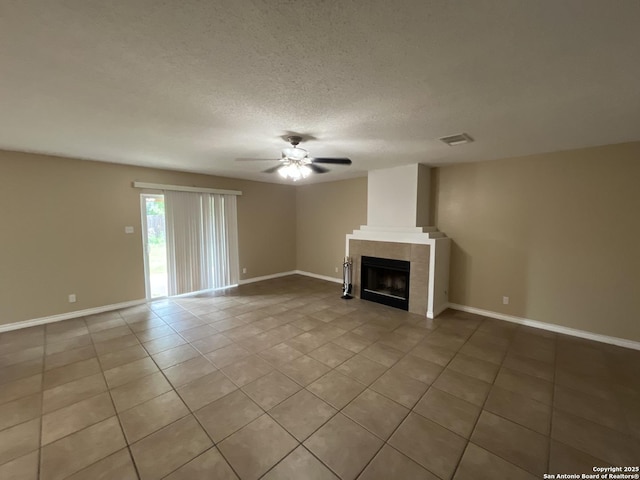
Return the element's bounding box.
[68,294,77,303]
[502,296,509,305]
[335,267,339,273]
[242,267,247,274]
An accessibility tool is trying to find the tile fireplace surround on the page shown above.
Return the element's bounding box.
[349,240,430,316]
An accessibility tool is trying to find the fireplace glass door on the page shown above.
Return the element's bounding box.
[360,256,410,310]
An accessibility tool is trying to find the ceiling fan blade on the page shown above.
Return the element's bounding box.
[235,158,280,162]
[309,164,330,174]
[262,165,283,174]
[310,157,352,165]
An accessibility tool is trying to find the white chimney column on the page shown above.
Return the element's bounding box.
[367,164,431,228]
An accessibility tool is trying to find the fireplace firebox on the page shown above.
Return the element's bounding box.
[360,256,410,310]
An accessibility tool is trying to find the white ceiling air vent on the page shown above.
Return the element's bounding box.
[439,133,474,146]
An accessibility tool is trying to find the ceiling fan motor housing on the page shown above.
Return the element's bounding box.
[287,135,303,146]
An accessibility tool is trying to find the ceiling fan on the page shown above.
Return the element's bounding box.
[236,135,352,181]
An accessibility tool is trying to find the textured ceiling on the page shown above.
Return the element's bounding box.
[1,0,639,184]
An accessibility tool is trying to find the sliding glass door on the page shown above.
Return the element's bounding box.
[140,190,239,299]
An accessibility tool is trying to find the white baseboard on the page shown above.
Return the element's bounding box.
[238,271,297,285]
[238,270,342,285]
[0,299,147,333]
[447,303,640,351]
[294,270,343,284]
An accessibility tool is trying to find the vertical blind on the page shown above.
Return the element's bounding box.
[164,191,239,295]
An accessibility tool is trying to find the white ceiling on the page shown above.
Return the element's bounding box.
[1,1,639,184]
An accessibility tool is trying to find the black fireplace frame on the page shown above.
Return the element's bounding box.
[360,256,410,311]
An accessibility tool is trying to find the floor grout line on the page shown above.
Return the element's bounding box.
[547,329,558,475]
[88,312,144,480]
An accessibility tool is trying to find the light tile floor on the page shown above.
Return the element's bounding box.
[1,275,639,479]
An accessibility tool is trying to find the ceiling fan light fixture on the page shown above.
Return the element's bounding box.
[278,161,311,181]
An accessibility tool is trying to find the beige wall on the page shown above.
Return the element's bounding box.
[296,177,368,279]
[0,150,296,325]
[433,142,640,342]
